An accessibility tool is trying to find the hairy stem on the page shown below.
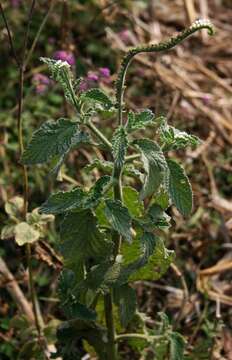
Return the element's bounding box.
[103,166,122,359]
[104,292,117,360]
[86,120,112,150]
[115,19,214,126]
[116,333,163,342]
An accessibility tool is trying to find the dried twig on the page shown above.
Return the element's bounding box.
[0,257,34,323]
[183,0,197,24]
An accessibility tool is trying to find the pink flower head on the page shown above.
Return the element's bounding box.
[11,0,21,7]
[99,67,110,78]
[35,84,47,94]
[79,80,89,92]
[53,50,75,66]
[48,37,55,45]
[87,71,99,82]
[202,94,211,105]
[32,73,50,94]
[32,73,50,85]
[118,29,131,44]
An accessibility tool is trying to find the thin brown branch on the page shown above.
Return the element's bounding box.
[171,263,189,326]
[0,2,20,66]
[25,0,55,68]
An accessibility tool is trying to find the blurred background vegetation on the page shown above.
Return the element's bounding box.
[0,0,231,359]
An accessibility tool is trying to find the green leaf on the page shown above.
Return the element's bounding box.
[83,175,111,209]
[1,225,15,240]
[118,233,174,283]
[123,164,143,181]
[160,121,200,151]
[26,208,54,225]
[54,321,107,360]
[40,176,111,215]
[21,118,80,165]
[127,109,154,133]
[133,139,168,199]
[80,88,114,110]
[158,312,170,333]
[58,270,96,321]
[154,189,169,210]
[167,159,193,216]
[40,58,77,106]
[60,210,112,268]
[39,188,85,215]
[113,284,137,327]
[140,204,171,231]
[112,126,128,168]
[14,222,40,246]
[130,237,174,281]
[169,332,185,360]
[66,301,96,321]
[84,159,113,174]
[58,269,76,303]
[78,261,121,294]
[5,196,24,219]
[122,186,144,218]
[104,199,132,242]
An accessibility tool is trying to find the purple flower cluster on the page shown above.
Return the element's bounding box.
[10,0,21,7]
[99,67,110,78]
[118,29,131,45]
[32,73,50,94]
[53,50,76,66]
[79,67,111,92]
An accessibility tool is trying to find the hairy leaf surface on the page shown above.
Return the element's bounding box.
[123,186,144,218]
[169,332,185,360]
[113,284,137,327]
[21,118,80,165]
[58,270,96,320]
[14,222,40,246]
[40,188,85,215]
[133,139,168,199]
[160,121,200,151]
[78,261,121,294]
[40,176,111,215]
[112,126,128,168]
[119,233,174,283]
[105,199,132,242]
[80,88,113,110]
[83,175,111,209]
[167,159,192,216]
[40,58,77,105]
[127,109,154,133]
[60,210,112,268]
[85,159,113,174]
[140,204,171,231]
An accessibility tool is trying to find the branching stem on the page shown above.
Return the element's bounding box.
[86,120,112,150]
[115,19,214,126]
[1,0,54,353]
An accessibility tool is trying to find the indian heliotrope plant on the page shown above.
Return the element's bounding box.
[21,20,214,360]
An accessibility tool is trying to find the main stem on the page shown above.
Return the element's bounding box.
[104,292,117,360]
